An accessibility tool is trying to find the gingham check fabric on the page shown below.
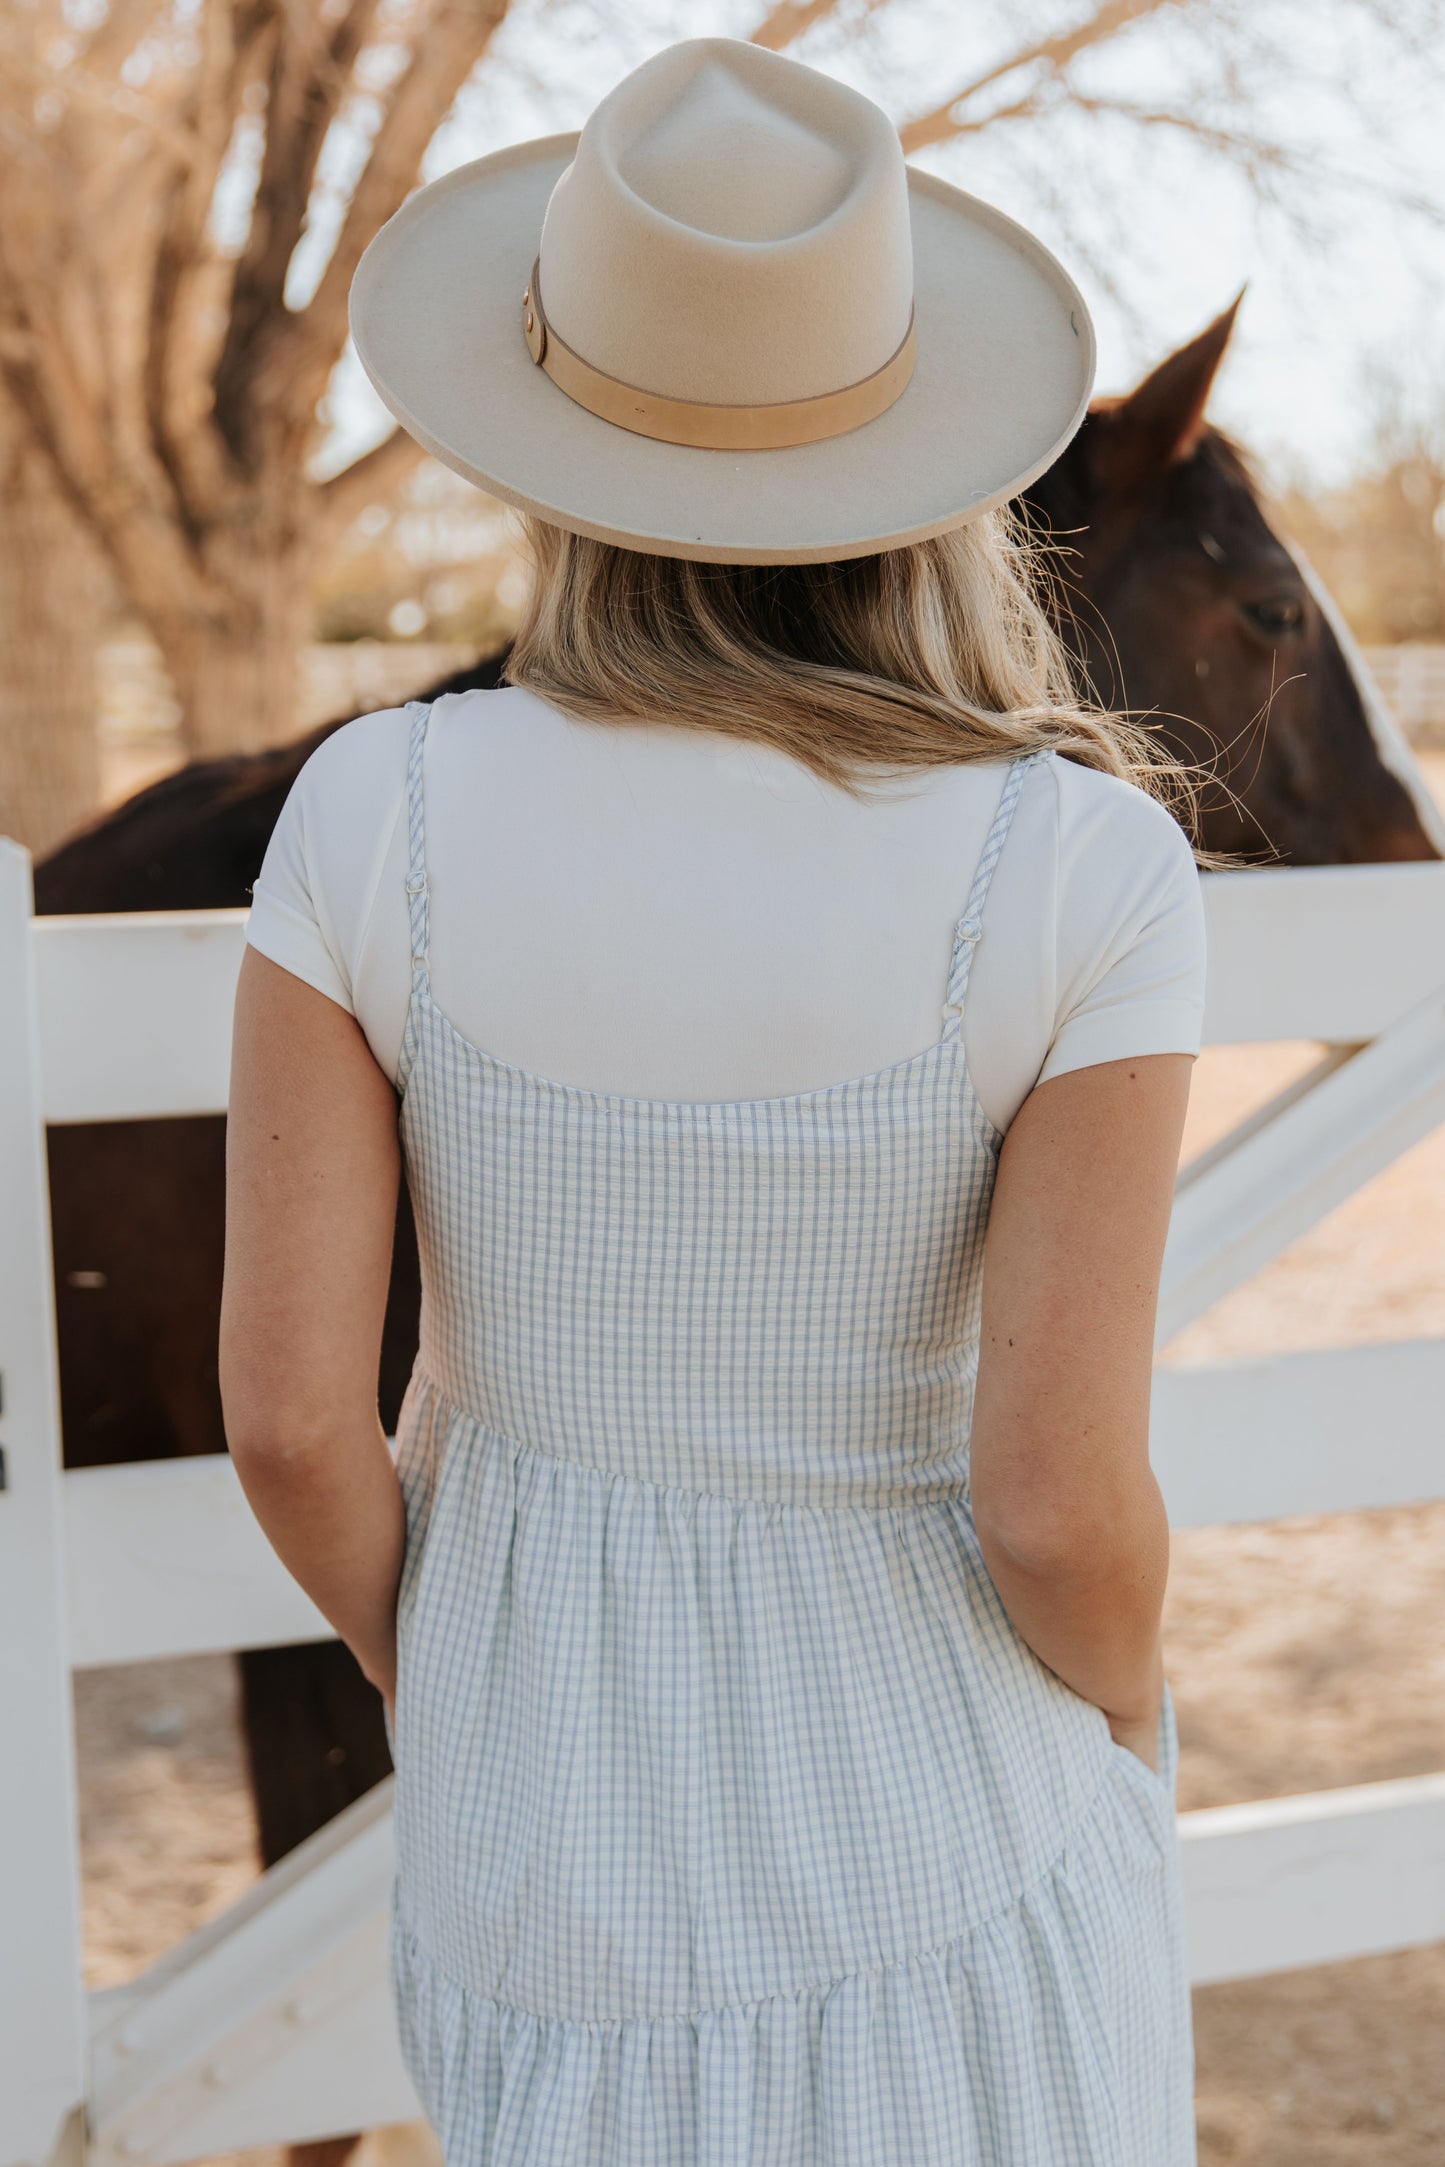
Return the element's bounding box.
[386,699,1196,2164]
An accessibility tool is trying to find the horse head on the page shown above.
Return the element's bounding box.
[1023,298,1440,863]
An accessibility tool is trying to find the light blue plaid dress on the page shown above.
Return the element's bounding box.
[387,697,1196,2164]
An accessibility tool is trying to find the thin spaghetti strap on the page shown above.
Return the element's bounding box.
[397,698,434,1094]
[404,699,433,972]
[941,748,1047,1038]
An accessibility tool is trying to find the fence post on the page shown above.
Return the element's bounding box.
[0,841,86,2167]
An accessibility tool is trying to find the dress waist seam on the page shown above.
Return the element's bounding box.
[406,1362,973,1515]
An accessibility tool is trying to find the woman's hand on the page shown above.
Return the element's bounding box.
[1106,1701,1163,1777]
[363,1644,398,1732]
[1104,1633,1166,1777]
[356,1634,398,1721]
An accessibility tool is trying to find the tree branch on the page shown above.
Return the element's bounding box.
[147,0,275,519]
[75,0,172,83]
[0,233,223,623]
[311,421,427,547]
[899,0,1196,155]
[0,11,205,168]
[230,0,513,451]
[222,0,386,428]
[748,0,851,51]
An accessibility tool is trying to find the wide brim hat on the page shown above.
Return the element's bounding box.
[349,38,1096,566]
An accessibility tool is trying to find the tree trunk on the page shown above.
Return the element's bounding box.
[0,412,117,856]
[155,532,317,761]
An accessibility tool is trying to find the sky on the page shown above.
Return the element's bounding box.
[309,0,1445,499]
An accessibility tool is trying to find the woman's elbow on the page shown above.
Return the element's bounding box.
[219,1356,341,1474]
[973,1472,1167,1582]
[974,1503,1100,1579]
[224,1408,325,1476]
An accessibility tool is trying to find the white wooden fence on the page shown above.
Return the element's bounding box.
[4,841,1445,2167]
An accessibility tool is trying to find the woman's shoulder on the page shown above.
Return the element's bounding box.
[1012,754,1207,1093]
[289,682,519,816]
[1022,751,1206,1034]
[1034,748,1200,911]
[1037,745,1192,840]
[293,698,415,794]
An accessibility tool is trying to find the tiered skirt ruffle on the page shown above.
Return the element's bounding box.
[388,1374,1196,2163]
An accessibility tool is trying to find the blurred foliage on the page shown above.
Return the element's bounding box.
[1278,376,1445,645]
[311,462,529,648]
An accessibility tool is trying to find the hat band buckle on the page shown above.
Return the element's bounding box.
[523,258,915,452]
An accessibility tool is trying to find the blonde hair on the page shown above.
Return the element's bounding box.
[505,508,1220,857]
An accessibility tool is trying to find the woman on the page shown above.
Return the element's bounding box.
[222,36,1209,2166]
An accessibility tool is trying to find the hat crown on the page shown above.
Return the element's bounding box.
[348,34,1097,561]
[616,58,853,243]
[537,40,914,405]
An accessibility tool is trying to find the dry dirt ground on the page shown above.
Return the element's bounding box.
[73,754,1445,2167]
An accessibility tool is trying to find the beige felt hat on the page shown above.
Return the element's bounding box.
[349,37,1096,566]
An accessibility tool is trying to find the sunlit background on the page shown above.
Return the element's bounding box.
[313,0,1445,491]
[2,0,1441,851]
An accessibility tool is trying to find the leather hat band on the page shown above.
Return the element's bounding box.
[522,258,915,451]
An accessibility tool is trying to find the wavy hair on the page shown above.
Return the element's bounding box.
[505,508,1222,861]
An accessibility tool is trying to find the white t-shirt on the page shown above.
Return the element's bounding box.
[244,684,1207,1134]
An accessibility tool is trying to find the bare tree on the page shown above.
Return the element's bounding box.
[0,0,843,847]
[0,0,511,845]
[0,396,119,855]
[885,0,1444,313]
[0,0,1440,851]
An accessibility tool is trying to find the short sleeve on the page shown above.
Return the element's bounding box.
[244,706,412,1017]
[1036,760,1208,1088]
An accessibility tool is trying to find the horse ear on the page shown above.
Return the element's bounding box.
[1087,290,1246,498]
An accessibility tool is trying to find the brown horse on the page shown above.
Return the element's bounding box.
[30,308,1437,2161]
[1022,296,1437,864]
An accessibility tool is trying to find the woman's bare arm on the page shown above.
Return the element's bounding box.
[968,1051,1194,1768]
[220,945,406,1710]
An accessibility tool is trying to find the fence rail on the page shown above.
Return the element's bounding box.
[4,839,1445,2166]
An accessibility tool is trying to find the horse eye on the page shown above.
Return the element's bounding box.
[1241,595,1305,637]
